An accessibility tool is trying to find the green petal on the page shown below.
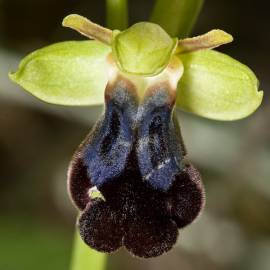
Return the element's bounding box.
[177,50,263,120]
[112,22,177,76]
[9,41,111,105]
[176,29,233,54]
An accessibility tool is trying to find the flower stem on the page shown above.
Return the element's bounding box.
[106,0,128,30]
[150,0,204,38]
[70,230,107,270]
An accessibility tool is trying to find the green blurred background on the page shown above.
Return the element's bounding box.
[0,0,269,269]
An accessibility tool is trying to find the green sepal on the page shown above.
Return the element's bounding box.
[112,22,177,76]
[177,50,263,120]
[9,41,111,106]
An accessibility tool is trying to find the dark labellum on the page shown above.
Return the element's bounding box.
[68,74,205,258]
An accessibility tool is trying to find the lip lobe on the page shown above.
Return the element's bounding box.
[67,72,204,258]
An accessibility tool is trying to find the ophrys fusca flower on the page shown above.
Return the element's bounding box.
[68,58,204,257]
[9,13,262,258]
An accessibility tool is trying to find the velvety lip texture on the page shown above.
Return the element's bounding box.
[68,74,204,258]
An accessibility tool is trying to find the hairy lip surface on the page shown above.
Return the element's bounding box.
[67,73,204,258]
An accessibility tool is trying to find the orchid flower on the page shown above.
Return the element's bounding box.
[9,13,262,258]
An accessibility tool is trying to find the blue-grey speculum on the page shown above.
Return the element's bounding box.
[68,72,204,258]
